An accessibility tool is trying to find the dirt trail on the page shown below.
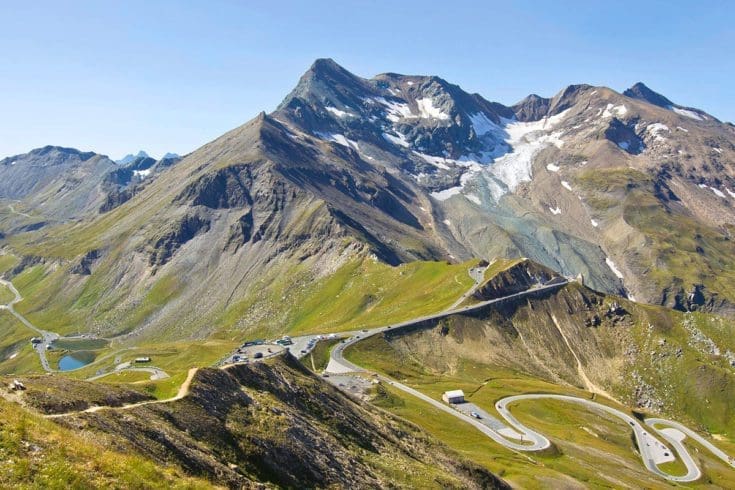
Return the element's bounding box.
[45,368,199,418]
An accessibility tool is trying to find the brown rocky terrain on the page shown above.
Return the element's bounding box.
[35,356,510,489]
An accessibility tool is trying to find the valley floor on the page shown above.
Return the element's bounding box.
[3,259,735,488]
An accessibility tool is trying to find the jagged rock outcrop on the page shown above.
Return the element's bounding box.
[148,213,211,266]
[473,260,558,300]
[70,249,101,275]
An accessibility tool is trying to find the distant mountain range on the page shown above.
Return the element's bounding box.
[1,58,734,342]
[116,151,180,165]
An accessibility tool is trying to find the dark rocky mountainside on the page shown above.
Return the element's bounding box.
[44,356,509,489]
[623,82,675,108]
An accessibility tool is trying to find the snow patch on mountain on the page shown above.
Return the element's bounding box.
[416,98,450,120]
[383,132,409,148]
[431,186,462,201]
[726,188,735,199]
[316,132,359,150]
[671,107,703,121]
[466,194,481,205]
[469,112,500,136]
[325,106,353,118]
[486,109,570,199]
[646,123,670,141]
[373,97,414,122]
[591,219,599,227]
[561,181,572,191]
[133,169,152,178]
[413,151,451,170]
[602,104,627,118]
[546,163,560,172]
[606,257,625,280]
[549,206,561,215]
[710,187,726,198]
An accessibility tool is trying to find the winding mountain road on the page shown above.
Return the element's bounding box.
[0,278,57,371]
[319,274,734,483]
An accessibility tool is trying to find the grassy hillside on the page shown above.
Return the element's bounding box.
[0,396,213,489]
[345,284,735,487]
[283,258,478,334]
[14,355,508,489]
[576,167,735,309]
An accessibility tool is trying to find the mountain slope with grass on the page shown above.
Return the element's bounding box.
[2,61,734,361]
[345,279,735,487]
[0,391,213,489]
[4,355,509,489]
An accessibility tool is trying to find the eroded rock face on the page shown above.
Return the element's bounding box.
[661,283,735,315]
[99,187,135,213]
[473,260,558,301]
[148,213,210,266]
[512,94,550,122]
[70,249,101,275]
[176,165,253,209]
[604,118,645,154]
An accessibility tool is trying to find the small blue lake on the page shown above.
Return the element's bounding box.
[58,353,94,371]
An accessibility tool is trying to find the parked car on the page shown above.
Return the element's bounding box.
[253,352,263,359]
[470,411,482,419]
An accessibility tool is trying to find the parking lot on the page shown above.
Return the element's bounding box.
[222,342,285,365]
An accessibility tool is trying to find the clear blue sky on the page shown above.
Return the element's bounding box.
[1,0,732,160]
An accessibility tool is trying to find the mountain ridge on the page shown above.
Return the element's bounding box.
[1,59,734,355]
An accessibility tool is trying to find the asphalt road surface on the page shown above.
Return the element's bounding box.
[0,278,57,371]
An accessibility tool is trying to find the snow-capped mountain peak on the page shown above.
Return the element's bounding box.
[116,150,150,165]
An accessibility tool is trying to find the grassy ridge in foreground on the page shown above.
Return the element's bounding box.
[0,397,214,489]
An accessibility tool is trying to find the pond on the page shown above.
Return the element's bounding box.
[58,351,96,371]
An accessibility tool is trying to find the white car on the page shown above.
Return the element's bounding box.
[470,411,482,419]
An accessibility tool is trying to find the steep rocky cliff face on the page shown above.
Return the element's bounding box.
[472,260,560,300]
[51,356,508,489]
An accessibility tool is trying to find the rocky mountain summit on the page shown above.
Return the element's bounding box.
[2,59,734,344]
[269,59,735,309]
